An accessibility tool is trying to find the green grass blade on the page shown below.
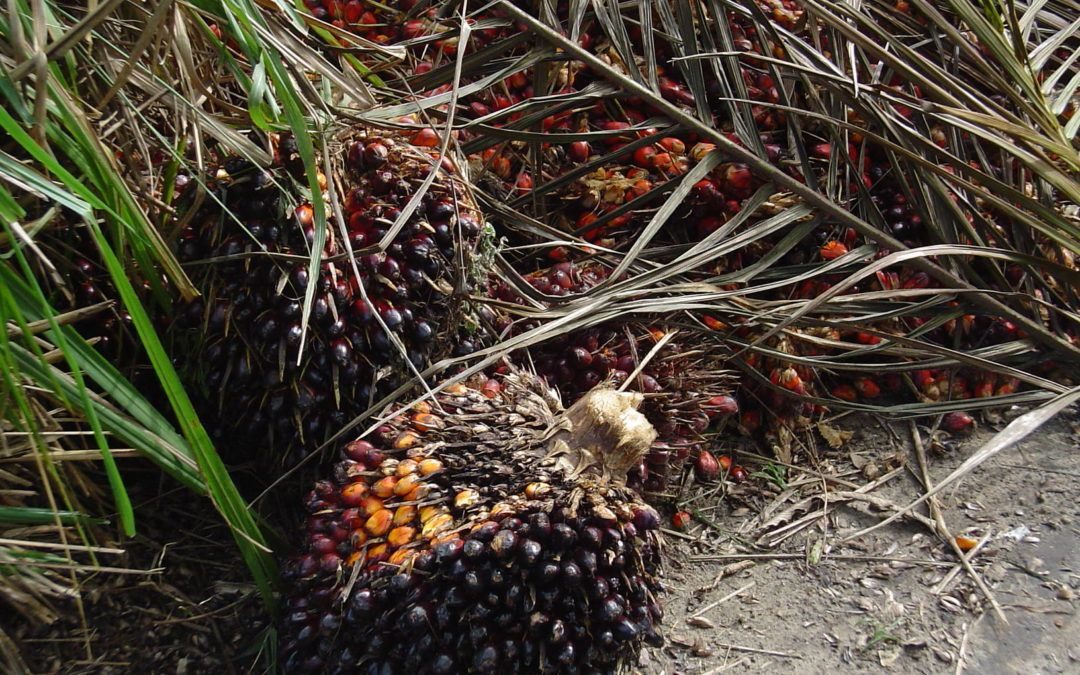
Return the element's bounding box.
[82,216,279,608]
[0,507,103,526]
[1,220,135,536]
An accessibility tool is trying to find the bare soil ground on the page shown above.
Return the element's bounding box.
[6,409,1077,674]
[648,409,1080,674]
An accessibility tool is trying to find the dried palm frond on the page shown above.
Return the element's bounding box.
[244,0,1077,469]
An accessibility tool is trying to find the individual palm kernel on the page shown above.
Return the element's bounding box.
[394,474,422,497]
[421,512,453,538]
[419,506,442,524]
[393,504,418,526]
[454,489,480,509]
[360,495,384,517]
[340,481,368,505]
[395,459,419,476]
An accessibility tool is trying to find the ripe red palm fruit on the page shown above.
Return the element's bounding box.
[811,143,833,159]
[855,331,882,345]
[703,395,739,418]
[281,374,665,673]
[568,140,591,163]
[671,511,692,530]
[659,137,686,154]
[853,377,881,399]
[820,240,848,260]
[778,367,807,395]
[695,450,722,482]
[514,171,533,193]
[720,163,753,194]
[831,383,858,402]
[632,145,657,168]
[942,411,975,433]
[411,127,440,147]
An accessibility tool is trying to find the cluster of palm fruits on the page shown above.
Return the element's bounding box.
[170,129,489,459]
[280,373,665,673]
[488,259,740,491]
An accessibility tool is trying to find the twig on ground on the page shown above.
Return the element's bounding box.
[689,582,755,620]
[689,552,961,568]
[694,560,756,596]
[955,614,982,675]
[830,491,940,531]
[712,642,799,659]
[702,657,751,674]
[909,422,1007,623]
[658,527,699,541]
[932,531,993,595]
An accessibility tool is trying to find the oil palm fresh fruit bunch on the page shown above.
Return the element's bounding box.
[489,260,739,491]
[526,324,737,492]
[171,128,490,460]
[280,372,665,673]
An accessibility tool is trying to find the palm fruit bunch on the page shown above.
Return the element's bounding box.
[280,372,666,673]
[171,128,489,459]
[528,325,737,492]
[488,260,739,491]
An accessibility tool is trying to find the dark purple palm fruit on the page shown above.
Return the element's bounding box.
[171,128,491,461]
[280,372,665,674]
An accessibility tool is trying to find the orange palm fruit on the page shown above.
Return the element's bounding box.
[371,476,398,499]
[364,509,393,537]
[387,526,417,548]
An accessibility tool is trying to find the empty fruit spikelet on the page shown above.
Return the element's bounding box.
[281,372,666,674]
